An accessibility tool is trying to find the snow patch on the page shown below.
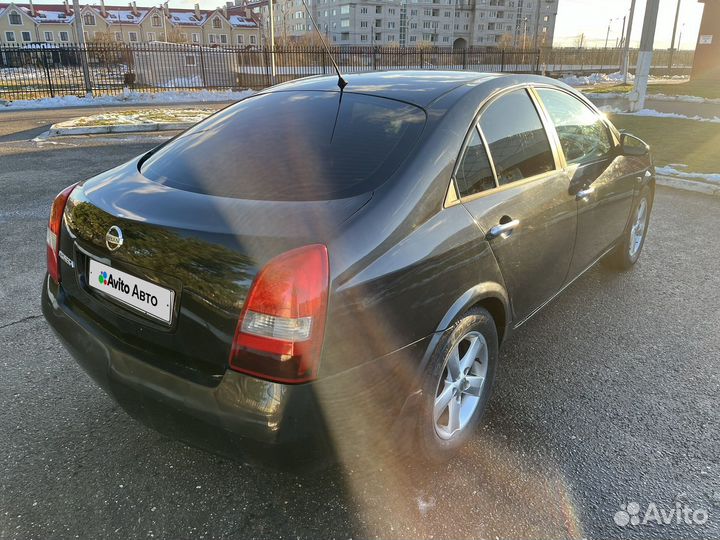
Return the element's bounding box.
[655,166,720,185]
[2,88,253,110]
[628,109,720,123]
[560,71,631,87]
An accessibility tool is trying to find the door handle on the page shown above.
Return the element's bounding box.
[487,219,520,240]
[576,186,595,200]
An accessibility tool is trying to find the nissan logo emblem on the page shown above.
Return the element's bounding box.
[105,225,124,251]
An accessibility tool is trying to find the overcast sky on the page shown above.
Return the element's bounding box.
[28,0,707,50]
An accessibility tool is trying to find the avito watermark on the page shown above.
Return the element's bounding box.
[614,501,709,527]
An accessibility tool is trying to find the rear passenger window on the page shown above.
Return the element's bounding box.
[536,88,613,164]
[455,129,496,198]
[479,89,555,186]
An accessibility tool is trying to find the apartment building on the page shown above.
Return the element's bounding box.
[0,1,260,46]
[243,0,557,47]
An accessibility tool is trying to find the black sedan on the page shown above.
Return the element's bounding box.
[42,71,654,467]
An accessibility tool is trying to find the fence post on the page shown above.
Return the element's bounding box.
[535,49,541,74]
[40,50,54,98]
[199,45,208,88]
[462,48,467,70]
[501,50,505,72]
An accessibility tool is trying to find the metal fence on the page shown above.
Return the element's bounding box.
[0,43,695,101]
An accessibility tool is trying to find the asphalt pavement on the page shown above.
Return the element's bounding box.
[1,107,719,539]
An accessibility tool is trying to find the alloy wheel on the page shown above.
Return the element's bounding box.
[434,331,489,440]
[629,197,648,259]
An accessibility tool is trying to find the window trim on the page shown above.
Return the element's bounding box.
[447,84,562,207]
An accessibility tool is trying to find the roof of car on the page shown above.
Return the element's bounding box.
[266,71,503,108]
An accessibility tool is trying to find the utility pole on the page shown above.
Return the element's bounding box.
[72,0,92,95]
[668,0,682,69]
[621,0,637,84]
[268,0,276,83]
[630,0,660,112]
[604,18,612,49]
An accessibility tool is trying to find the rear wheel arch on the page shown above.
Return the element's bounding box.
[419,283,510,375]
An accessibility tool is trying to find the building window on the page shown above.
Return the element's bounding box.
[387,21,395,28]
[543,15,549,22]
[341,19,349,27]
[192,33,199,43]
[360,20,367,27]
[360,34,367,41]
[209,34,216,43]
[9,11,22,25]
[114,32,122,41]
[220,34,227,43]
[129,31,138,42]
[375,5,381,13]
[340,5,349,14]
[21,31,31,42]
[60,31,70,41]
[360,6,367,13]
[212,17,221,28]
[5,31,15,42]
[44,31,54,41]
[147,32,155,41]
[409,35,416,42]
[83,13,96,26]
[388,8,395,14]
[152,14,161,27]
[375,32,381,41]
[237,34,244,44]
[185,55,196,66]
[249,35,256,44]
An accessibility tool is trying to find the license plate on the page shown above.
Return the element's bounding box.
[88,259,174,324]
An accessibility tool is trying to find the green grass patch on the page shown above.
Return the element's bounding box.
[583,84,634,94]
[608,113,720,173]
[647,80,720,100]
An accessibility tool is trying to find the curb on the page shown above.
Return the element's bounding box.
[49,121,194,137]
[656,175,720,196]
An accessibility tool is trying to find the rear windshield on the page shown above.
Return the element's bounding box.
[141,91,426,201]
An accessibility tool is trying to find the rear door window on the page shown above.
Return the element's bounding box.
[141,91,426,201]
[479,89,555,186]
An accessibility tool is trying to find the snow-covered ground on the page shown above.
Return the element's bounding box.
[559,71,687,87]
[656,164,720,185]
[1,88,253,110]
[54,108,214,128]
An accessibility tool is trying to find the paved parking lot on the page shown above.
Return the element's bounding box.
[1,107,719,539]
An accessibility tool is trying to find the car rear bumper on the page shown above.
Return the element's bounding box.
[42,275,427,469]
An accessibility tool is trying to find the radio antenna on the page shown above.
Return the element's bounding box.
[301,0,348,90]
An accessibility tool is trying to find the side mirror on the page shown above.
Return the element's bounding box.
[620,132,650,157]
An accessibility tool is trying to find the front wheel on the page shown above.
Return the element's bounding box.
[416,307,498,463]
[603,186,654,271]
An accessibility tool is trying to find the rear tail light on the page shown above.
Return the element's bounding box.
[229,244,329,384]
[46,183,78,284]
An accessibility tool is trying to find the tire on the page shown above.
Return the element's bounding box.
[603,185,654,271]
[416,307,498,464]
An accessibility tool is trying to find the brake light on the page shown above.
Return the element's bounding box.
[46,183,77,284]
[229,244,329,384]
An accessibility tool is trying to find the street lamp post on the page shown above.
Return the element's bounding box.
[621,0,637,84]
